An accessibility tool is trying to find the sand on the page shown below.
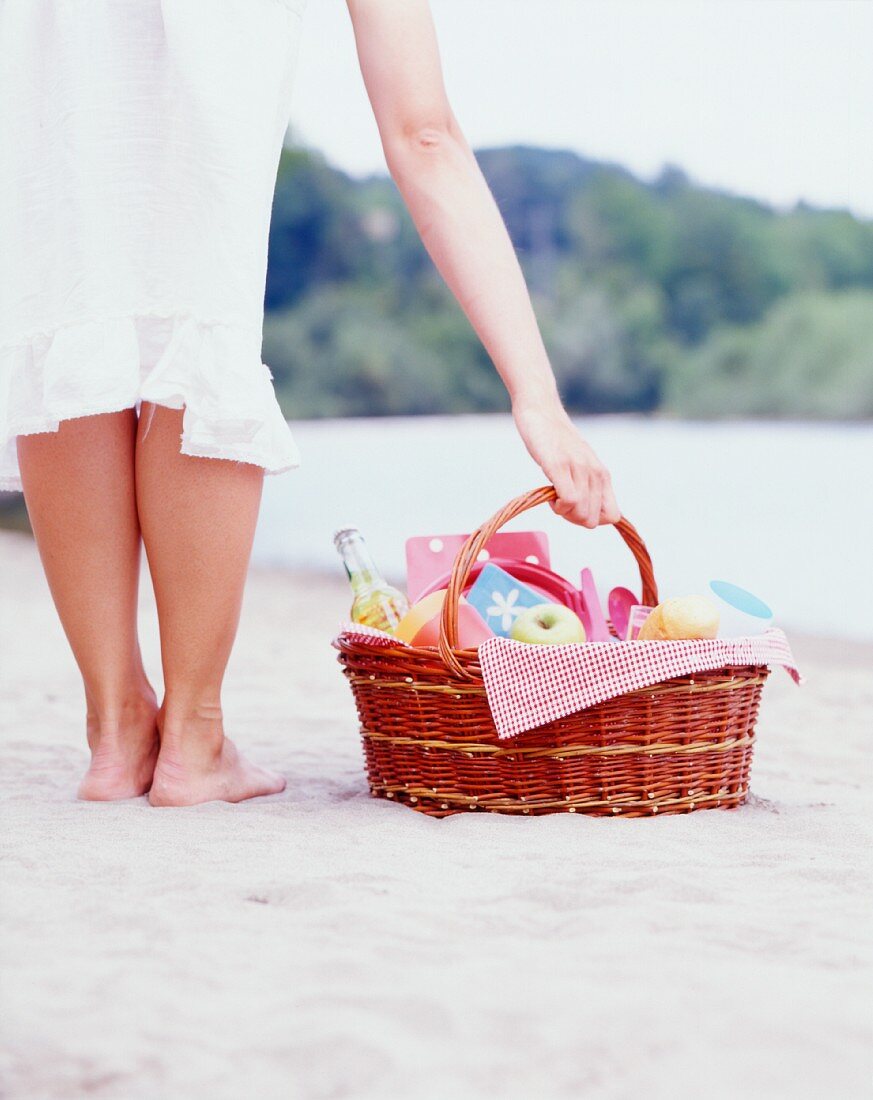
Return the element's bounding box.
[0,528,871,1100]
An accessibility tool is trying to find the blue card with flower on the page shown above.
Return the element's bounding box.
[465,563,547,637]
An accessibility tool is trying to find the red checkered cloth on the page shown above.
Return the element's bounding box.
[333,623,803,739]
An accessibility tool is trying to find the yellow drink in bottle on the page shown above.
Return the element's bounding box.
[333,527,409,633]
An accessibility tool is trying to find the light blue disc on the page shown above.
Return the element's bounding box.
[709,580,772,619]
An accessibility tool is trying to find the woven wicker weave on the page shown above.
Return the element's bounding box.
[335,487,769,818]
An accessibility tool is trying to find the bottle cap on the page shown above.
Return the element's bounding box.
[333,527,361,550]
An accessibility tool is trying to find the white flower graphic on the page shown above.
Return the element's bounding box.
[487,588,523,632]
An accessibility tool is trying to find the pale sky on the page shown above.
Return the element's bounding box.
[288,0,873,217]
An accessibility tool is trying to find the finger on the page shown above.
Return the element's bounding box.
[600,477,621,525]
[566,461,592,526]
[566,459,601,527]
[548,465,582,519]
[584,470,602,529]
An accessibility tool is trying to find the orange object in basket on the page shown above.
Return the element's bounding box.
[411,598,492,649]
[395,589,492,648]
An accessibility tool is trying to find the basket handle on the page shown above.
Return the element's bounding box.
[437,485,659,679]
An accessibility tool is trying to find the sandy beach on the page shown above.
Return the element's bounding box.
[0,527,871,1099]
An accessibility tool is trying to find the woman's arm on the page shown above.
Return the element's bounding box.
[345,0,620,527]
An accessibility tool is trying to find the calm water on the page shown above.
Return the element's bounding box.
[253,415,873,641]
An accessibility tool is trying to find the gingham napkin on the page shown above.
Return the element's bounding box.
[478,627,801,737]
[334,623,803,739]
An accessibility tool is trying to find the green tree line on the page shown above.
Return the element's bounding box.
[263,144,873,419]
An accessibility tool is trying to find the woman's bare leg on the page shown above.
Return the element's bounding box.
[135,402,285,807]
[17,411,159,800]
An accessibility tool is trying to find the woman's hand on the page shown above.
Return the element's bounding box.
[512,397,621,528]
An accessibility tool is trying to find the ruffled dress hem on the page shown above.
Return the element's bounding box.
[0,312,301,492]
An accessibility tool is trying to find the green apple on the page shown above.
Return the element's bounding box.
[510,603,587,645]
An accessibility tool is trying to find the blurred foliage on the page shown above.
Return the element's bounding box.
[262,281,504,417]
[665,289,873,417]
[0,496,29,531]
[263,144,873,420]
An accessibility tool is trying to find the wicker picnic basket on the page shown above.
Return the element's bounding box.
[334,486,770,818]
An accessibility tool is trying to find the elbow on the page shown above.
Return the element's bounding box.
[383,115,467,177]
[404,123,453,152]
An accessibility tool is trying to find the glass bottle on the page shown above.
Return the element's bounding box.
[333,527,409,633]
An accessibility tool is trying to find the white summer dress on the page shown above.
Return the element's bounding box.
[0,0,307,492]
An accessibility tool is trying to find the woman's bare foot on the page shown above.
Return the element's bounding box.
[149,739,286,807]
[78,691,160,801]
[148,704,285,807]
